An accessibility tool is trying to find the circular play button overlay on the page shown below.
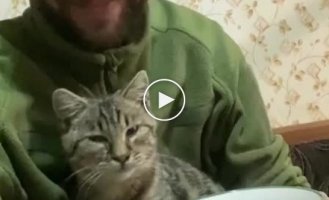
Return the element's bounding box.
[143,79,185,121]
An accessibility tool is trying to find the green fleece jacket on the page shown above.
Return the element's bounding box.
[0,0,309,199]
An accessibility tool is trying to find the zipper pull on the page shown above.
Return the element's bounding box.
[102,54,122,93]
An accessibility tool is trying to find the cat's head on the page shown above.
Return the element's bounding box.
[52,71,157,179]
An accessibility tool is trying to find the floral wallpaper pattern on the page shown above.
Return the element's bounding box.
[1,0,329,128]
[0,0,28,20]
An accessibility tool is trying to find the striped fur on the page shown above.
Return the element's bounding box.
[52,71,223,200]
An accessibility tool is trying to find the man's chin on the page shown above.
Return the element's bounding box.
[75,0,147,50]
[68,0,127,47]
[39,0,148,50]
[74,23,125,50]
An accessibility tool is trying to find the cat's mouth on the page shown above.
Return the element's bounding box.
[96,161,135,181]
[109,160,133,173]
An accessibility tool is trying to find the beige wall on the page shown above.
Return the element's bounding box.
[0,0,29,19]
[1,0,329,128]
[171,0,329,128]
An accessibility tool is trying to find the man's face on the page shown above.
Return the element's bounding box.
[40,0,147,50]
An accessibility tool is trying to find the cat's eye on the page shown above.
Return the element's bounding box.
[126,126,139,137]
[87,135,108,143]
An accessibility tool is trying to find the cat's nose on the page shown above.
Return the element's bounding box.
[112,154,130,164]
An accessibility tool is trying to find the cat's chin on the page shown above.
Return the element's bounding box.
[105,162,135,178]
[98,168,135,186]
[104,162,153,182]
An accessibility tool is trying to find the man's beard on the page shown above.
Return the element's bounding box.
[35,0,147,51]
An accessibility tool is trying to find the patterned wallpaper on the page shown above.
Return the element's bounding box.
[1,0,329,128]
[0,0,29,19]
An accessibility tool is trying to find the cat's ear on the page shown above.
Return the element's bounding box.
[52,88,88,120]
[121,70,149,103]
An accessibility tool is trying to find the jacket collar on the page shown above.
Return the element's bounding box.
[22,2,151,70]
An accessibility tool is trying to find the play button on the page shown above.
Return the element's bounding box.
[143,79,185,121]
[158,92,174,109]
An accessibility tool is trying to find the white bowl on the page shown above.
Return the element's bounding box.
[200,187,322,200]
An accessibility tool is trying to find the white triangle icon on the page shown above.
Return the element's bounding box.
[158,92,175,109]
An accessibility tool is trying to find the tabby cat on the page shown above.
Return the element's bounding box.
[52,71,223,200]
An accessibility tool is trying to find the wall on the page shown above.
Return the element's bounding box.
[0,0,28,19]
[1,0,329,128]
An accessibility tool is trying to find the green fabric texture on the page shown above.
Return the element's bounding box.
[0,0,310,199]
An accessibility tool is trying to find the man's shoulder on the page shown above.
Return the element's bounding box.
[0,16,38,85]
[0,20,19,73]
[0,16,24,41]
[150,0,239,56]
[0,16,29,60]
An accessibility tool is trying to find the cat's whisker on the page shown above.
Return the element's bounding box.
[64,166,92,183]
[81,174,102,200]
[76,170,102,200]
[83,172,103,200]
[76,178,95,200]
[78,83,95,98]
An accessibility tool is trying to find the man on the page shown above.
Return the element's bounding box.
[0,0,321,199]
